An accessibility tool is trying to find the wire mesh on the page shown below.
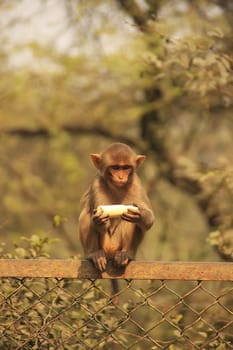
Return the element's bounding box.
[0,274,232,349]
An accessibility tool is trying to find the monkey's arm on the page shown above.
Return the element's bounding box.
[79,207,112,271]
[92,210,111,233]
[79,208,100,254]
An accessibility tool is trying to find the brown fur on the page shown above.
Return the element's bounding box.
[78,143,154,272]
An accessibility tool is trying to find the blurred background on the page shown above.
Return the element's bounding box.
[0,0,232,261]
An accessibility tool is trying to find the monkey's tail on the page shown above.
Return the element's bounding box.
[111,279,119,305]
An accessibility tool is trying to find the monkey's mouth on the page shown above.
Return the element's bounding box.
[115,180,128,187]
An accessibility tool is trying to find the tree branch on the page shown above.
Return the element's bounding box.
[117,0,151,32]
[0,125,137,148]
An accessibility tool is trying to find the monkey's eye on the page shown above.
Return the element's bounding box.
[110,165,132,171]
[122,165,132,170]
[111,165,121,170]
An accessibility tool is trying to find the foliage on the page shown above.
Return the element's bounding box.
[0,0,232,260]
[207,230,233,261]
[0,234,57,259]
[0,1,232,348]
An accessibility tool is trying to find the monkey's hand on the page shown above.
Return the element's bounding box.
[122,206,153,230]
[92,211,110,233]
[88,250,107,272]
[121,206,141,224]
[114,251,131,267]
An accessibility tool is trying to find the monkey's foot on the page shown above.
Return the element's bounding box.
[88,250,107,272]
[114,251,130,267]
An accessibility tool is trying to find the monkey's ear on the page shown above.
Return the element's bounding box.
[90,154,101,169]
[136,155,146,168]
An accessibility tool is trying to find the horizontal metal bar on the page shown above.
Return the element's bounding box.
[0,259,232,280]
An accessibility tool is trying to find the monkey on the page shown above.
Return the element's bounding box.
[78,143,155,273]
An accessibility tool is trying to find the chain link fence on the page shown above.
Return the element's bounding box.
[0,260,232,349]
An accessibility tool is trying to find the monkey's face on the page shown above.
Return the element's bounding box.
[107,165,133,188]
[90,143,145,190]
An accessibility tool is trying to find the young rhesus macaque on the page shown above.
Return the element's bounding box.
[78,142,154,272]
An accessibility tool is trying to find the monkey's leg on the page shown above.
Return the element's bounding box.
[114,250,131,267]
[88,249,107,272]
[113,235,133,267]
[84,230,107,272]
[113,225,142,267]
[79,210,107,272]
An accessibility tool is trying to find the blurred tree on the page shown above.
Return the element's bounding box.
[0,0,232,260]
[117,0,233,260]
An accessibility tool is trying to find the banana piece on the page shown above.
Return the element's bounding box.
[96,205,139,218]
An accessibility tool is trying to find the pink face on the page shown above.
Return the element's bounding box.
[108,165,133,187]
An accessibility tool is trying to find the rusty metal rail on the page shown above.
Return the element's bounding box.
[0,259,232,280]
[0,260,232,350]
